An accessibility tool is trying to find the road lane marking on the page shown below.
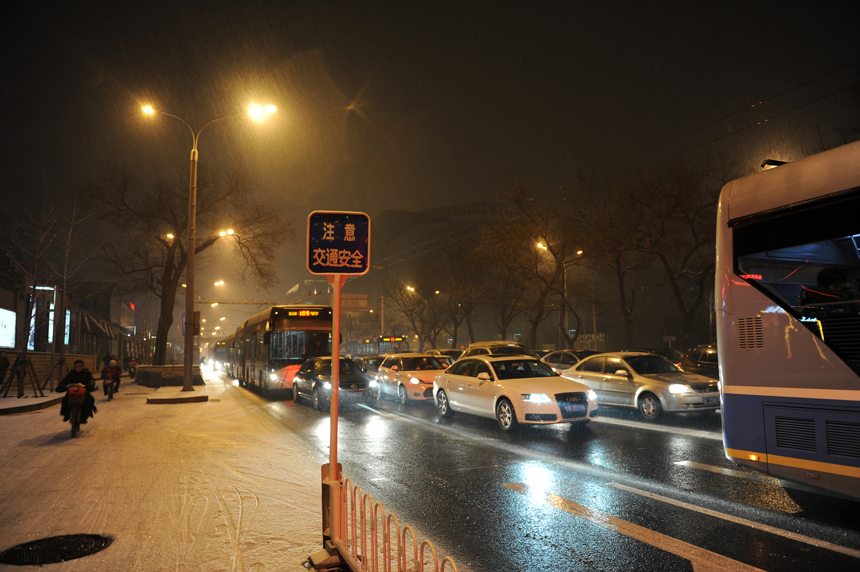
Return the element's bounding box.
[592,416,722,440]
[673,461,775,482]
[504,482,765,572]
[607,482,860,560]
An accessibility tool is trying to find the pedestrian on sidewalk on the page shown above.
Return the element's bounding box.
[0,351,9,384]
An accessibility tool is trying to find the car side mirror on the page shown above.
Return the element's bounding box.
[615,369,630,377]
[477,372,491,381]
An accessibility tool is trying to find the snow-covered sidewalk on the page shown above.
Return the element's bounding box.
[0,371,324,571]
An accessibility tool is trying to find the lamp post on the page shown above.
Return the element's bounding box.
[142,103,275,391]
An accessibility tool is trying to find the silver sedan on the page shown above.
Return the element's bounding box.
[561,352,719,421]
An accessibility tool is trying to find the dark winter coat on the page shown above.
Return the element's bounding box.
[57,368,97,421]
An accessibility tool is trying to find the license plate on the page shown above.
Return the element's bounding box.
[703,396,718,406]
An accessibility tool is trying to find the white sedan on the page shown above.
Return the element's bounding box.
[433,355,598,431]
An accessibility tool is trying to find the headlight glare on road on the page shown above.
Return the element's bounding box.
[409,377,421,385]
[522,393,551,404]
[669,384,692,394]
[587,389,597,401]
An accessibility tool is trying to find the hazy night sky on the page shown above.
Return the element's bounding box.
[3,1,860,328]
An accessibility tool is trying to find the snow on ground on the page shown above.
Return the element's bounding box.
[0,371,324,571]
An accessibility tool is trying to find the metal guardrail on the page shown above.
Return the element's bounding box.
[333,476,459,572]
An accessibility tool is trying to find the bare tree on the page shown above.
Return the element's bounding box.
[382,256,450,350]
[567,174,654,349]
[80,165,293,364]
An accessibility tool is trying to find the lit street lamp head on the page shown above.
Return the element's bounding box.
[248,103,277,123]
[142,105,154,115]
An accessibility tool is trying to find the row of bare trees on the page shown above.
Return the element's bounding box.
[379,160,738,352]
[3,165,292,367]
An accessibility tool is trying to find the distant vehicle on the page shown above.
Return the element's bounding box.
[716,139,860,500]
[541,350,581,374]
[572,350,600,360]
[343,336,411,356]
[626,348,684,367]
[427,348,463,360]
[679,344,719,380]
[563,352,719,421]
[459,341,536,359]
[376,354,446,404]
[433,355,598,431]
[434,355,455,367]
[292,357,375,411]
[223,305,333,399]
[532,349,552,358]
[352,355,384,380]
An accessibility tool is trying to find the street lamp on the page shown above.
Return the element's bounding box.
[142,104,275,391]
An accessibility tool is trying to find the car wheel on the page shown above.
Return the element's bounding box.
[496,398,518,432]
[313,386,324,411]
[436,390,453,418]
[638,393,662,421]
[398,385,408,406]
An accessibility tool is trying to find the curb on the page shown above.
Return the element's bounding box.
[0,396,64,416]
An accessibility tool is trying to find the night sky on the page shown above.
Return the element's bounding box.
[3,1,860,326]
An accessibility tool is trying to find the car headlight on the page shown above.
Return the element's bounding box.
[369,380,378,388]
[409,377,421,385]
[669,384,692,395]
[587,389,597,401]
[323,382,332,390]
[522,393,551,404]
[270,373,278,381]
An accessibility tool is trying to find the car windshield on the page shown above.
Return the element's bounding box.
[624,355,681,375]
[363,358,383,371]
[491,359,555,380]
[401,356,445,370]
[491,346,532,356]
[318,360,363,376]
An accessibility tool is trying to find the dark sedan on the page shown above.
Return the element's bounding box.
[293,357,375,411]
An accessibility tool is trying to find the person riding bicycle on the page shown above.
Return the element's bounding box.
[57,359,97,423]
[101,359,123,395]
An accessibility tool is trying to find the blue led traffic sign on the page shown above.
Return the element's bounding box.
[307,211,371,276]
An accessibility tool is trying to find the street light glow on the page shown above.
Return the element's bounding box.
[142,105,154,115]
[248,103,277,123]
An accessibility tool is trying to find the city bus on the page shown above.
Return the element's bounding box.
[343,336,411,356]
[716,139,860,500]
[226,305,333,398]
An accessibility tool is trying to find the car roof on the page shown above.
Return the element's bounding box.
[466,341,528,347]
[461,355,543,363]
[577,352,653,359]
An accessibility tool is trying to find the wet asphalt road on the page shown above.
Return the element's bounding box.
[249,386,860,572]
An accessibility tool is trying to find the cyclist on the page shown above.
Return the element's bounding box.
[57,359,97,422]
[101,359,123,396]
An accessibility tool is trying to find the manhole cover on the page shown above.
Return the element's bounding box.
[0,534,112,565]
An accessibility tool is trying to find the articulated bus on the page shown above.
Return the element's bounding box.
[716,139,860,500]
[224,305,333,398]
